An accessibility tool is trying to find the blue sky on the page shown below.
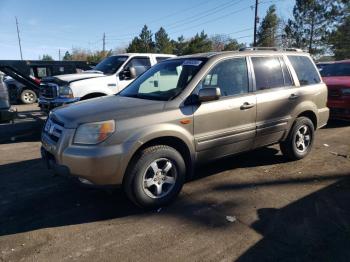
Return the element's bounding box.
[0,0,294,60]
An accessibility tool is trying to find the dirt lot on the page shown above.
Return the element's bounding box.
[0,104,350,262]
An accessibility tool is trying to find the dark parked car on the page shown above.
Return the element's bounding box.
[1,60,95,104]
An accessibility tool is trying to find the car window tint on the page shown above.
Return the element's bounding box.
[126,57,152,77]
[319,63,350,77]
[288,56,320,86]
[251,57,285,90]
[200,58,249,97]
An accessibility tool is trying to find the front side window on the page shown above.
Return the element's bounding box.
[288,55,321,86]
[93,56,128,75]
[197,57,249,97]
[120,58,206,101]
[251,57,286,90]
[125,57,152,77]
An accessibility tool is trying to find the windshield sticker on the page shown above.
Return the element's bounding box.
[182,60,202,66]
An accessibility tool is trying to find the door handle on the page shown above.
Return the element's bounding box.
[240,102,255,110]
[289,94,299,100]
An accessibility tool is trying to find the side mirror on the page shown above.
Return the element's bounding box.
[129,67,137,79]
[198,87,221,102]
[119,67,137,80]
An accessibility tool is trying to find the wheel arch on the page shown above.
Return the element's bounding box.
[122,135,195,187]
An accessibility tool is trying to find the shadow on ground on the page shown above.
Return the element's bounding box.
[236,177,350,262]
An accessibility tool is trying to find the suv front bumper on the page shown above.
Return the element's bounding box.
[41,131,131,186]
[38,97,80,112]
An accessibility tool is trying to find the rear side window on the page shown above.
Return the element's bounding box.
[251,57,286,90]
[288,56,320,86]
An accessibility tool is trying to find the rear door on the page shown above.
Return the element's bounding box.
[250,55,297,148]
[193,57,257,161]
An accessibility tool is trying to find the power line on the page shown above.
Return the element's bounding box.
[106,0,244,39]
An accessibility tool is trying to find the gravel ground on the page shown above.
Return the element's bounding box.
[0,104,349,262]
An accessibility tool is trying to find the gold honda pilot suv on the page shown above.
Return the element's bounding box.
[41,49,329,208]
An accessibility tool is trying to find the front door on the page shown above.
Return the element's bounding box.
[193,57,257,161]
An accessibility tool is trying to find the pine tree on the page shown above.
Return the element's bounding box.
[256,5,279,47]
[183,31,212,55]
[155,27,173,54]
[284,0,344,55]
[62,51,72,61]
[329,3,350,59]
[172,36,188,56]
[127,25,155,53]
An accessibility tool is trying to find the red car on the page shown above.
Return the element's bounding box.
[319,60,350,121]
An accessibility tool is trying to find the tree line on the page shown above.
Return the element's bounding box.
[43,0,349,62]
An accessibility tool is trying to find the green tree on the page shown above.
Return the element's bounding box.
[155,27,173,54]
[223,39,244,51]
[210,34,243,51]
[62,51,72,61]
[256,5,279,47]
[126,25,155,53]
[172,36,188,56]
[284,0,345,55]
[329,4,350,60]
[183,31,212,55]
[41,54,54,61]
[87,50,112,63]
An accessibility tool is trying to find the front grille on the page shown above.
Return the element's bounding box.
[44,116,64,143]
[40,83,58,99]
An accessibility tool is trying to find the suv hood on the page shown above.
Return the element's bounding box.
[52,95,165,128]
[54,72,106,83]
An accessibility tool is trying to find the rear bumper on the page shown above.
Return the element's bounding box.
[38,97,80,112]
[328,98,350,121]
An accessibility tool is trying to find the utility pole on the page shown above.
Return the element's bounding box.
[59,49,61,61]
[253,0,259,47]
[15,16,23,60]
[103,33,106,53]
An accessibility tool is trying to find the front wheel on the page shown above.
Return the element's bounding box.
[20,89,37,104]
[280,117,315,160]
[124,145,186,208]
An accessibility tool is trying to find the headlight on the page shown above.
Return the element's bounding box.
[74,120,115,145]
[59,86,73,98]
[341,88,350,96]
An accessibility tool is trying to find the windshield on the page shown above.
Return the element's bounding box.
[320,63,350,77]
[93,56,128,75]
[119,58,206,101]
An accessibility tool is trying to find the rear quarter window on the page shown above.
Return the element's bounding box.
[288,56,321,86]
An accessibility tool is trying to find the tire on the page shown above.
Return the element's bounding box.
[280,117,315,161]
[124,145,186,208]
[20,89,37,104]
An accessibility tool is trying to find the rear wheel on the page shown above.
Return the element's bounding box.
[124,145,186,208]
[280,117,315,160]
[20,89,37,104]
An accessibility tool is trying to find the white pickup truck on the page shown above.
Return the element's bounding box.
[38,53,175,111]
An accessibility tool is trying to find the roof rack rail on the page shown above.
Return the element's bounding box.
[239,47,304,52]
